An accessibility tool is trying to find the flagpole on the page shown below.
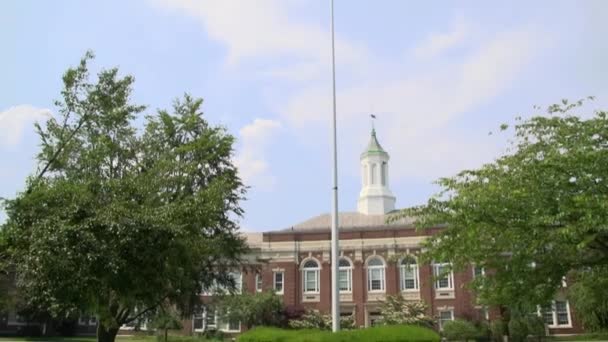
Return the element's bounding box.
[330,0,340,333]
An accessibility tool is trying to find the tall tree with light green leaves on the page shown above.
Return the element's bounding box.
[391,99,608,327]
[1,52,248,342]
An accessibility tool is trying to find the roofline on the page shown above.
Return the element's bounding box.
[263,223,447,235]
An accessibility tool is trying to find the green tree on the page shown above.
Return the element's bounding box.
[1,52,248,342]
[442,320,480,342]
[568,266,608,331]
[150,305,183,342]
[217,291,284,328]
[391,99,608,319]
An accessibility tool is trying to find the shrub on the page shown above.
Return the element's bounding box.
[508,314,546,342]
[288,310,355,330]
[218,291,284,328]
[490,320,507,342]
[378,295,434,328]
[238,325,440,342]
[442,319,479,341]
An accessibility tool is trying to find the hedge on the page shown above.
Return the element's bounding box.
[237,325,440,342]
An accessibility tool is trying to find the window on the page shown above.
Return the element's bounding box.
[367,256,385,292]
[302,259,320,293]
[339,258,352,292]
[78,315,97,326]
[273,271,284,294]
[225,319,241,332]
[193,307,240,333]
[541,300,571,327]
[438,310,454,330]
[433,263,453,290]
[399,256,419,291]
[473,265,485,278]
[256,274,263,292]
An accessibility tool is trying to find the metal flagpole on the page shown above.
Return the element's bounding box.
[330,0,341,333]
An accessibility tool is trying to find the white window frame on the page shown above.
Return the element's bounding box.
[399,256,419,291]
[273,271,284,295]
[302,259,321,294]
[433,263,454,290]
[538,300,572,328]
[256,273,263,292]
[366,256,386,292]
[78,315,97,326]
[438,309,454,331]
[338,257,353,293]
[193,306,219,332]
[472,265,485,279]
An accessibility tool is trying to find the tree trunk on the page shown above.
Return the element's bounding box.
[164,328,168,342]
[97,322,119,342]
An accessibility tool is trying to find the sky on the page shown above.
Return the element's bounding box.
[1,0,608,231]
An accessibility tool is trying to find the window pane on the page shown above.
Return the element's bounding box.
[207,310,216,327]
[556,301,569,325]
[228,320,240,331]
[543,307,554,325]
[369,268,384,290]
[304,260,319,268]
[339,269,350,291]
[193,315,203,330]
[274,272,283,292]
[368,257,383,267]
[256,274,262,292]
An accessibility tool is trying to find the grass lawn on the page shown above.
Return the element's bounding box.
[550,332,608,341]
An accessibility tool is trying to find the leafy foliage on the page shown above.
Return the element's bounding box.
[238,325,440,342]
[441,319,480,341]
[377,295,434,328]
[568,266,608,331]
[507,313,546,342]
[217,291,284,328]
[392,98,608,310]
[2,52,248,342]
[288,309,355,330]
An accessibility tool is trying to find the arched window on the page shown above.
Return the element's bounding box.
[338,258,352,292]
[302,259,320,294]
[363,164,368,186]
[371,164,377,185]
[367,256,385,292]
[399,256,419,291]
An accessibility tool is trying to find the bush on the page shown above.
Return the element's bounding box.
[288,310,355,330]
[378,295,435,328]
[508,314,546,342]
[442,319,480,341]
[238,325,440,342]
[489,320,506,342]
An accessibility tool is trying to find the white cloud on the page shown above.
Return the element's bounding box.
[234,118,282,190]
[413,17,468,59]
[0,105,52,147]
[151,0,371,79]
[277,27,544,180]
[151,1,548,182]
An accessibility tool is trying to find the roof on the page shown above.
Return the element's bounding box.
[277,211,415,232]
[361,128,387,158]
[241,232,263,248]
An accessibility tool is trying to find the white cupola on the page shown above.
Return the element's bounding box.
[357,128,396,215]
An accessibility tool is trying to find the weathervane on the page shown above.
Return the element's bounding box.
[370,113,376,131]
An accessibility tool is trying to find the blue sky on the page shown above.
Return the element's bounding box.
[1,0,607,231]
